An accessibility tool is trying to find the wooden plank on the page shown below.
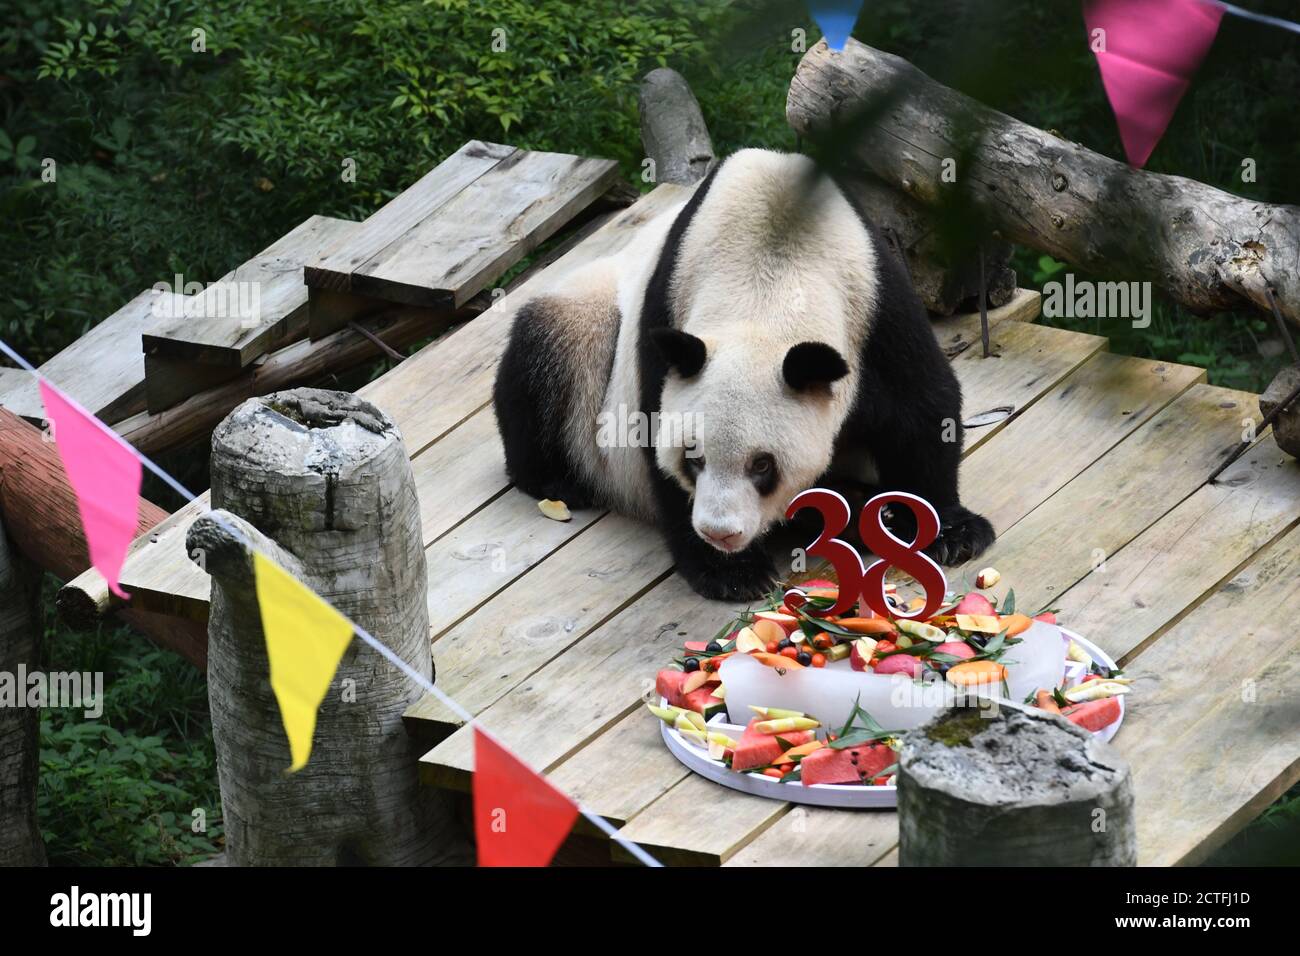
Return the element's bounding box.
[723,808,899,867]
[959,384,1263,618]
[305,141,516,296]
[1056,435,1300,663]
[115,497,211,622]
[411,405,508,546]
[951,321,1106,454]
[547,708,693,833]
[960,353,1204,537]
[410,514,673,734]
[1112,523,1300,865]
[0,288,187,424]
[143,216,359,369]
[351,149,621,309]
[419,573,714,787]
[931,288,1040,359]
[359,184,692,457]
[613,774,790,866]
[424,490,605,640]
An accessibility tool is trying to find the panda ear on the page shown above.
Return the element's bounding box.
[650,328,708,377]
[784,342,849,392]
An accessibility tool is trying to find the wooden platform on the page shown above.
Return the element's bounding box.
[97,183,1300,866]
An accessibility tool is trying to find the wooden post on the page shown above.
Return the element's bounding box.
[0,522,45,866]
[187,388,467,865]
[639,67,716,185]
[897,703,1136,866]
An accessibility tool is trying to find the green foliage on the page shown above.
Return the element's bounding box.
[36,576,221,866]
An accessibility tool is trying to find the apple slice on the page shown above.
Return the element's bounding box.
[955,613,1003,633]
[682,669,712,694]
[753,611,799,634]
[750,617,787,646]
[734,626,766,654]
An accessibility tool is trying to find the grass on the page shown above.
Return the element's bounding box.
[35,576,222,866]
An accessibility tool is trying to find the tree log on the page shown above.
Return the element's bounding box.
[0,409,206,668]
[639,67,716,185]
[898,704,1136,866]
[1259,364,1300,458]
[0,524,44,866]
[190,388,466,865]
[788,39,1300,329]
[836,169,1017,314]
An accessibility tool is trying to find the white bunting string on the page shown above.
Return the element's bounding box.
[1216,1,1300,36]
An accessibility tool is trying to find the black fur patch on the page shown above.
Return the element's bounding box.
[492,299,597,508]
[649,327,707,378]
[783,341,849,391]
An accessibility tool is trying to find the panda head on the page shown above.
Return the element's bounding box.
[652,327,851,554]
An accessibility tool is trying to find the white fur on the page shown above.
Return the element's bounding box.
[657,150,878,551]
[556,150,879,549]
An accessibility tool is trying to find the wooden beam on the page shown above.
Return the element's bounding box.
[0,409,206,667]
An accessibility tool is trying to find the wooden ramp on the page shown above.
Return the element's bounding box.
[96,182,1300,866]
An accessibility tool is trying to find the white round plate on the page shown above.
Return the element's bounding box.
[660,629,1123,808]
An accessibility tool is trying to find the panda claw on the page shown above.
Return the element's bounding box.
[928,506,995,566]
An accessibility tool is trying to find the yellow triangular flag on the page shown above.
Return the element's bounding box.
[252,552,355,772]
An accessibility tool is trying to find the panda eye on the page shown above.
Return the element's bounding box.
[749,453,778,495]
[684,453,705,477]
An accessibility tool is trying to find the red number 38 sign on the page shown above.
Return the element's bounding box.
[782,489,948,622]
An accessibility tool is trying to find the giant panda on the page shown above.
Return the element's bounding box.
[493,149,994,601]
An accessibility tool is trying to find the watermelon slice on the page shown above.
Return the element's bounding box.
[800,742,895,786]
[656,669,726,720]
[1061,697,1122,732]
[731,718,815,772]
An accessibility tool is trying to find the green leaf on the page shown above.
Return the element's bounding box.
[1001,589,1016,615]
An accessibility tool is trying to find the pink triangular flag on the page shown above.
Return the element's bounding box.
[39,381,142,598]
[473,729,578,866]
[1084,0,1224,167]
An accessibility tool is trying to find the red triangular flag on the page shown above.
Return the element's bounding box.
[1084,0,1224,167]
[473,729,578,866]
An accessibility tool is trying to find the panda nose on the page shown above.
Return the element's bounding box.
[702,528,744,550]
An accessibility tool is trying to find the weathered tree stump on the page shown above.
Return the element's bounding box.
[186,388,466,865]
[639,67,716,186]
[898,704,1136,866]
[0,523,45,866]
[1259,364,1300,458]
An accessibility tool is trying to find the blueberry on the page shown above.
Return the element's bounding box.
[684,657,700,672]
[778,638,792,650]
[796,651,812,666]
[705,641,722,654]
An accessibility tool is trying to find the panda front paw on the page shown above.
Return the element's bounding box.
[928,506,995,566]
[678,547,779,602]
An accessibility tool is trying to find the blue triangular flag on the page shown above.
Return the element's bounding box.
[808,0,864,51]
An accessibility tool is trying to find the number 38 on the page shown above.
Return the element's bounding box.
[782,488,948,622]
